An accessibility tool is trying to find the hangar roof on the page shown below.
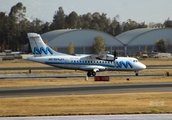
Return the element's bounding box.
[41,28,172,48]
[41,29,77,42]
[41,29,123,47]
[115,28,160,45]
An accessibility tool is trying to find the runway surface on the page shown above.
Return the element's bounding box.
[1,114,172,120]
[0,73,169,79]
[0,82,172,98]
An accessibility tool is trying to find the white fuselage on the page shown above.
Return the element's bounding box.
[27,55,146,72]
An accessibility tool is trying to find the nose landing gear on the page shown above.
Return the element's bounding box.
[135,71,139,76]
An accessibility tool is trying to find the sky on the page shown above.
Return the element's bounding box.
[0,0,172,24]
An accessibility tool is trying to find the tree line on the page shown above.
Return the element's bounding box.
[0,2,172,52]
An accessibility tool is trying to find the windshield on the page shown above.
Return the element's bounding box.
[133,59,138,62]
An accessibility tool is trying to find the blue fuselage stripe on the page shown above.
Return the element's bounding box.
[45,61,114,68]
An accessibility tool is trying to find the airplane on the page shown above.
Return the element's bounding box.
[27,33,146,77]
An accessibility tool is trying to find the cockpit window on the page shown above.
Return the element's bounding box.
[133,59,138,62]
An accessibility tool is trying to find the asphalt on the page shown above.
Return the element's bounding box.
[1,114,172,120]
[0,82,172,98]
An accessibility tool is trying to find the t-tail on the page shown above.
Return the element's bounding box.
[27,33,66,57]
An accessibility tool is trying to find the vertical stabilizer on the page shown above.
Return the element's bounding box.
[27,33,66,57]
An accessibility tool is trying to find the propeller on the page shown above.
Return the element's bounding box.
[113,49,117,60]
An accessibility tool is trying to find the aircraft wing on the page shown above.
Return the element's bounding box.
[89,53,114,61]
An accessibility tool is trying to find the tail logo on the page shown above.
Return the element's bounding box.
[33,47,53,55]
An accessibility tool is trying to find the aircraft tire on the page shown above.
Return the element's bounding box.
[87,71,92,77]
[92,72,96,76]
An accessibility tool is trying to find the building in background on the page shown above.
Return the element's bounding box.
[115,28,172,56]
[41,28,172,56]
[41,29,123,54]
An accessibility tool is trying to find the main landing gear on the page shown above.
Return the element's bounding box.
[87,71,96,77]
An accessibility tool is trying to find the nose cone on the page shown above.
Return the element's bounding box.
[140,63,146,70]
[142,64,146,69]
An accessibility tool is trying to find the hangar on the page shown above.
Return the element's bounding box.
[41,29,123,54]
[115,28,172,56]
[41,28,172,56]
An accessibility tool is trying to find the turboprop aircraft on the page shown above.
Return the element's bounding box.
[27,33,146,77]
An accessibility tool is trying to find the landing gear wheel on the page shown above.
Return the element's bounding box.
[92,72,96,76]
[135,73,138,76]
[87,71,92,77]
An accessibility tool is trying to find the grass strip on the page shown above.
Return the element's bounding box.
[0,92,171,116]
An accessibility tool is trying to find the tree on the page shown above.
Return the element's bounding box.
[29,18,43,33]
[66,11,81,29]
[109,17,121,36]
[143,45,147,53]
[80,13,92,29]
[164,18,172,28]
[8,2,27,50]
[164,39,170,52]
[41,22,50,33]
[93,36,106,54]
[89,12,101,30]
[0,12,8,48]
[155,39,166,52]
[138,22,147,28]
[89,12,110,32]
[67,42,74,54]
[122,19,139,32]
[50,7,66,30]
[148,22,155,28]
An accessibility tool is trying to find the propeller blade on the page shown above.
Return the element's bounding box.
[113,49,117,60]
